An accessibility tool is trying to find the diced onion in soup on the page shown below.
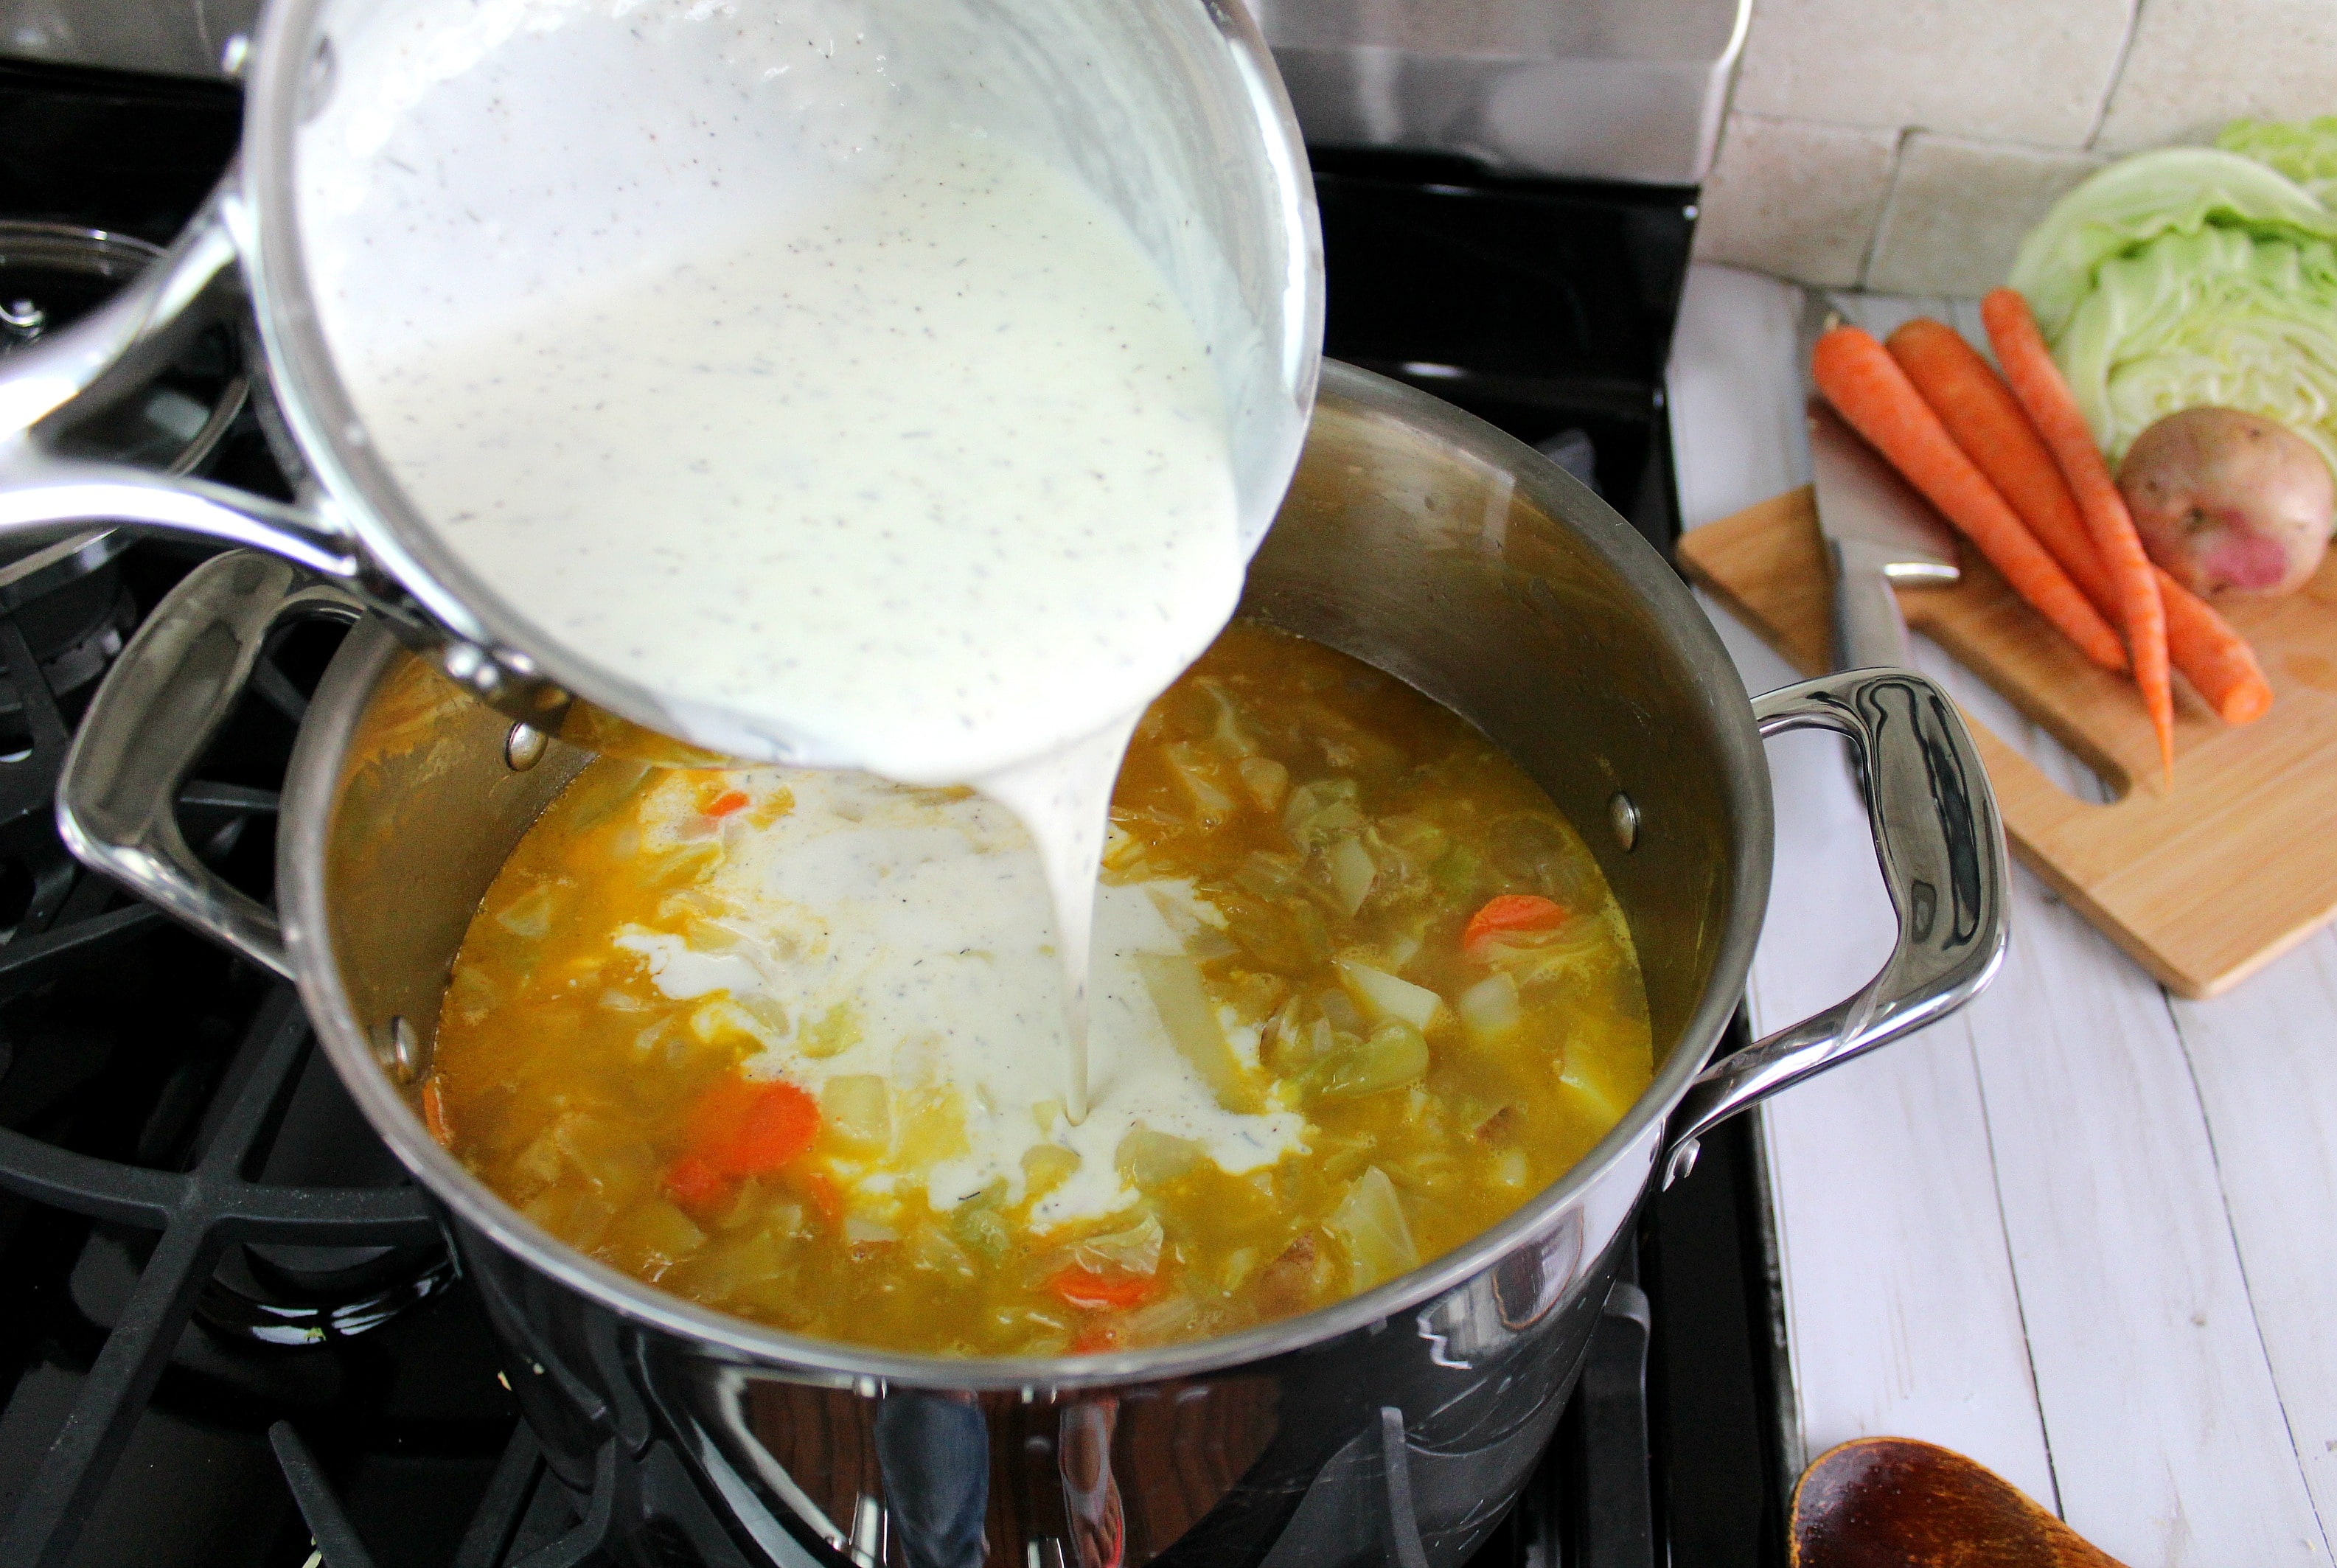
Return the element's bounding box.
[737,993,792,1038]
[522,1185,613,1250]
[1237,756,1289,811]
[650,842,722,888]
[953,1200,1012,1261]
[911,1226,977,1279]
[1284,778,1365,857]
[1317,986,1365,1034]
[1163,742,1236,828]
[494,883,558,939]
[1195,678,1261,757]
[1377,815,1449,865]
[1327,835,1377,916]
[1076,1210,1166,1277]
[1119,1292,1199,1345]
[1326,1166,1418,1292]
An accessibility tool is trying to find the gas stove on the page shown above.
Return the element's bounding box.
[0,52,1787,1568]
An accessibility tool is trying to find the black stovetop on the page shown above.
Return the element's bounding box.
[0,55,1789,1568]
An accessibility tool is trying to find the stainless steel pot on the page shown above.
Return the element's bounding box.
[58,362,2005,1568]
[0,0,1323,767]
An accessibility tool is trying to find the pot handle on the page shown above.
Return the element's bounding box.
[1662,667,2007,1186]
[57,551,365,979]
[0,175,361,579]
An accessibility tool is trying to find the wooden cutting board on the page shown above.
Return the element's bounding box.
[1682,486,2337,998]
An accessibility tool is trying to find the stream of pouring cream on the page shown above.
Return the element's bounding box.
[299,0,1251,1123]
[972,717,1146,1122]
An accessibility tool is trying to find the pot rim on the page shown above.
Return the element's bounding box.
[281,362,1774,1391]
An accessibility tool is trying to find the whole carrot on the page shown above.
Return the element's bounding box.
[1887,320,2107,603]
[2160,572,2274,725]
[1887,318,2271,726]
[1810,325,2127,672]
[1983,288,2173,784]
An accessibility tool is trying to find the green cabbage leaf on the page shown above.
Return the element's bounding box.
[2055,226,2337,475]
[2007,125,2337,488]
[2218,116,2337,205]
[2008,148,2337,339]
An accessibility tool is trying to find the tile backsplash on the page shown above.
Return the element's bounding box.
[1696,0,2337,296]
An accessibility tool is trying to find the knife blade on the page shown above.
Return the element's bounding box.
[1807,394,1962,670]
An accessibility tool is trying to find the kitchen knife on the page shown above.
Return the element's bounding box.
[1808,394,1962,670]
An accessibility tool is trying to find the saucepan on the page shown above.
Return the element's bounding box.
[57,361,2005,1567]
[0,0,1323,764]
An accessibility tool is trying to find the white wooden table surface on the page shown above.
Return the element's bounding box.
[1665,264,2337,1567]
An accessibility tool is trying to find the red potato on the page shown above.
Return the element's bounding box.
[2117,408,2333,596]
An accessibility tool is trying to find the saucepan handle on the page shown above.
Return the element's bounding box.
[57,551,365,979]
[1661,667,2008,1186]
[0,174,361,579]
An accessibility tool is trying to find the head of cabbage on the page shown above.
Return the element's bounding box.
[2007,124,2337,486]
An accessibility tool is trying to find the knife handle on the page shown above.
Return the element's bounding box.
[1830,538,1915,670]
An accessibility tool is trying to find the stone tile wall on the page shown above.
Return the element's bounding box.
[1695,0,2337,295]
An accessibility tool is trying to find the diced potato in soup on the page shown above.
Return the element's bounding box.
[422,624,1651,1355]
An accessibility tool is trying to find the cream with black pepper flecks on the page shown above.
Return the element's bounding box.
[298,0,1251,1117]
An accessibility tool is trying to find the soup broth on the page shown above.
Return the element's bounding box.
[423,624,1651,1355]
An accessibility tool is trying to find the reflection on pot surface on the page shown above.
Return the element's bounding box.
[459,1192,1617,1568]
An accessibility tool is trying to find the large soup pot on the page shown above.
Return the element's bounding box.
[60,363,2005,1568]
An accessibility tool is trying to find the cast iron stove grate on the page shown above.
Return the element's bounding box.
[0,554,490,1568]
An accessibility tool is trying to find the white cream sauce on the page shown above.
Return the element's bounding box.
[301,1,1258,1128]
[299,0,1242,783]
[614,772,1307,1226]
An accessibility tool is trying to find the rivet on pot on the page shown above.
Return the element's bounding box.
[374,1014,422,1084]
[1609,791,1639,852]
[505,722,548,772]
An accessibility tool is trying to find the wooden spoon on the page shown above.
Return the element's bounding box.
[1791,1437,2127,1567]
